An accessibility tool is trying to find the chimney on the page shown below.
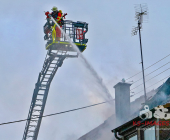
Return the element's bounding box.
[114,79,132,125]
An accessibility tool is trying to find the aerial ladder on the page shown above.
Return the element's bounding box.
[22,13,88,140]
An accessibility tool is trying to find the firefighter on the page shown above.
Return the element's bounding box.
[57,10,63,26]
[51,6,59,20]
[48,6,66,41]
[51,7,62,41]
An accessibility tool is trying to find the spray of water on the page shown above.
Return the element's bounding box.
[50,16,113,101]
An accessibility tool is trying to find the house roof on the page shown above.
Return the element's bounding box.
[77,77,170,140]
[112,77,170,135]
[112,102,170,136]
[78,79,168,140]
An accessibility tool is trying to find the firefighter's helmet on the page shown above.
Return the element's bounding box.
[51,6,58,11]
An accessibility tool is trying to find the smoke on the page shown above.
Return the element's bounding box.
[78,114,116,140]
[65,134,78,140]
[97,123,115,140]
[158,91,167,101]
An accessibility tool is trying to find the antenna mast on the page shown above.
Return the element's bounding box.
[132,4,148,102]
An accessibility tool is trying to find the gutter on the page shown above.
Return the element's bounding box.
[111,130,122,140]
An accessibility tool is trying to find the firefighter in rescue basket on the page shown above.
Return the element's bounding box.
[44,6,88,52]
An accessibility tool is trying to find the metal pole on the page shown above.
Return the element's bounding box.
[138,21,147,102]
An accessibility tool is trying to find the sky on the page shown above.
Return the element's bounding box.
[1,0,170,140]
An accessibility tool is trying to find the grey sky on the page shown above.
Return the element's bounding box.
[1,0,170,139]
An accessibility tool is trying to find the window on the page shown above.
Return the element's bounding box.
[144,126,155,140]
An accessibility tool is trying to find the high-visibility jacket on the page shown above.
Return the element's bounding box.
[56,12,62,27]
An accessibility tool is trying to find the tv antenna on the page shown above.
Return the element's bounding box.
[132,4,148,102]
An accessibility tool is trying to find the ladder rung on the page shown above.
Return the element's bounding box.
[30,118,39,120]
[37,94,44,96]
[40,84,47,87]
[40,86,47,88]
[44,77,49,79]
[27,135,34,137]
[33,109,41,112]
[44,76,50,78]
[39,88,46,90]
[35,104,42,106]
[28,130,35,132]
[29,125,36,127]
[36,100,43,102]
[30,120,38,122]
[32,115,40,116]
[36,99,43,101]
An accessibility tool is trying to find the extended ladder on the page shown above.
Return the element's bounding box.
[22,49,78,140]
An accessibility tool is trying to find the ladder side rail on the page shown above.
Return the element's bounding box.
[23,50,68,140]
[22,57,52,140]
[48,57,65,84]
[41,57,53,76]
[22,74,42,140]
[41,55,55,75]
[26,90,45,139]
[23,55,65,140]
[33,58,65,139]
[40,57,55,83]
[33,87,50,140]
